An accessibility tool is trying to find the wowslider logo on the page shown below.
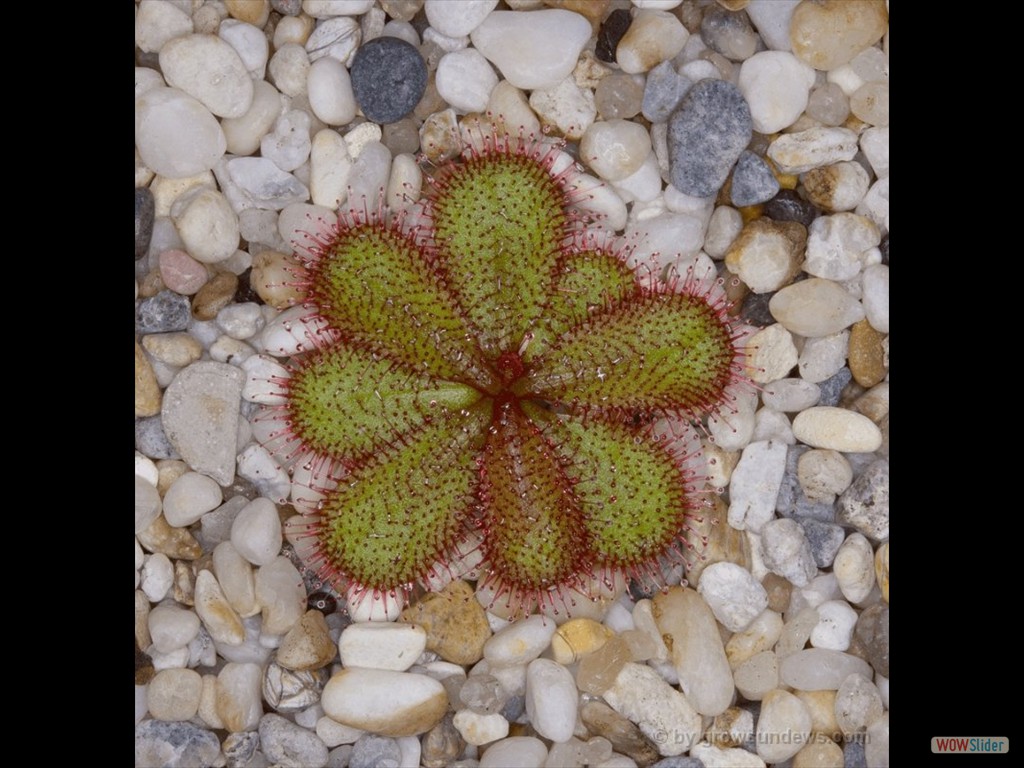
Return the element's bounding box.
[932,737,1009,754]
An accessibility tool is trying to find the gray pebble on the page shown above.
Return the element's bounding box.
[350,734,402,768]
[776,446,835,523]
[136,187,155,261]
[700,5,758,60]
[642,61,691,123]
[136,290,192,334]
[350,37,426,124]
[740,291,775,328]
[135,415,180,460]
[650,757,707,768]
[764,188,820,228]
[854,603,889,677]
[730,150,780,207]
[798,518,846,567]
[224,731,260,768]
[271,0,302,15]
[667,79,752,197]
[135,720,220,768]
[501,693,526,722]
[844,737,867,768]
[817,366,852,407]
[327,744,354,768]
[837,459,889,541]
[259,713,329,768]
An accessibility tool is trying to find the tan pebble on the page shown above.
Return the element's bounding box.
[551,618,614,664]
[576,635,631,696]
[135,590,153,653]
[400,580,492,666]
[174,560,196,606]
[194,570,245,645]
[135,341,162,417]
[192,272,239,321]
[762,573,791,614]
[793,739,844,768]
[544,0,609,30]
[419,108,463,163]
[322,668,449,737]
[796,689,840,740]
[709,706,753,747]
[197,674,224,729]
[138,515,203,560]
[579,700,660,767]
[142,332,204,367]
[875,542,888,602]
[572,49,613,89]
[225,0,270,27]
[724,218,806,294]
[156,460,189,496]
[138,270,166,298]
[790,0,888,72]
[848,319,887,387]
[852,382,889,423]
[251,250,305,309]
[278,610,338,671]
[686,495,750,584]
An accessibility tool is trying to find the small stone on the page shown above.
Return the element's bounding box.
[479,737,549,768]
[136,290,191,334]
[779,648,873,691]
[316,716,364,748]
[224,731,260,767]
[738,51,815,133]
[770,278,864,337]
[161,362,243,485]
[162,472,223,528]
[322,667,449,736]
[148,668,204,721]
[136,188,155,261]
[148,604,201,654]
[767,127,859,175]
[263,662,328,712]
[483,615,556,667]
[861,264,889,334]
[701,4,758,60]
[418,108,462,163]
[796,449,852,504]
[744,0,800,51]
[195,569,246,645]
[798,519,845,568]
[436,48,499,113]
[603,662,702,756]
[421,715,464,768]
[725,219,803,293]
[640,61,690,124]
[549,618,613,665]
[220,18,269,80]
[848,319,886,388]
[158,250,209,297]
[803,162,871,214]
[256,556,307,635]
[725,609,783,669]
[836,459,889,541]
[135,720,220,768]
[756,689,812,763]
[221,80,285,156]
[425,0,497,36]
[698,562,768,631]
[580,119,652,181]
[350,37,427,123]
[142,333,203,369]
[250,250,305,309]
[471,10,592,90]
[709,707,755,749]
[141,553,175,602]
[617,9,689,74]
[306,59,357,128]
[260,713,329,768]
[793,739,844,768]
[855,603,888,677]
[691,742,766,768]
[817,366,852,408]
[790,0,888,72]
[580,700,660,767]
[136,87,227,178]
[576,635,631,695]
[213,541,260,617]
[227,157,309,211]
[834,673,883,738]
[805,213,880,281]
[339,622,427,671]
[459,674,506,715]
[453,709,509,746]
[734,650,778,701]
[730,151,781,208]
[810,600,858,651]
[524,658,576,743]
[135,0,194,53]
[226,0,270,25]
[305,16,361,64]
[595,73,644,121]
[401,580,492,665]
[160,34,254,119]
[595,7,630,62]
[668,79,752,198]
[528,76,596,140]
[761,518,818,587]
[652,587,734,717]
[136,342,163,419]
[875,541,889,602]
[139,514,203,560]
[172,188,240,265]
[269,44,312,98]
[764,188,820,228]
[806,81,850,126]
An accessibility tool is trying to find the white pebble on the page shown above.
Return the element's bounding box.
[738,52,815,134]
[770,278,864,338]
[216,662,263,732]
[141,553,175,603]
[767,127,859,175]
[236,444,291,504]
[703,206,743,259]
[305,16,361,64]
[733,651,778,701]
[316,716,364,747]
[210,336,256,364]
[261,110,312,173]
[303,0,374,17]
[338,622,428,671]
[135,0,193,54]
[471,10,592,90]
[761,518,818,588]
[213,541,260,617]
[221,80,284,157]
[268,44,311,98]
[259,305,333,357]
[135,475,162,534]
[381,19,419,47]
[227,157,310,211]
[611,152,663,204]
[762,379,820,412]
[149,603,202,654]
[805,213,880,281]
[727,440,787,533]
[746,323,798,384]
[159,34,254,119]
[425,0,498,37]
[623,212,705,271]
[322,667,448,736]
[779,648,873,691]
[423,26,467,53]
[793,407,882,453]
[862,263,889,334]
[833,533,876,604]
[698,562,768,631]
[756,689,811,763]
[454,710,509,746]
[171,188,240,264]
[230,498,283,567]
[135,87,226,179]
[387,152,423,210]
[219,20,269,80]
[565,172,627,231]
[804,162,870,213]
[484,615,557,667]
[857,177,889,234]
[309,129,353,209]
[528,76,596,141]
[798,331,849,383]
[217,302,266,340]
[616,9,689,74]
[195,569,246,645]
[162,472,223,528]
[256,557,307,635]
[436,48,499,113]
[745,0,800,52]
[860,126,889,179]
[525,659,577,743]
[580,119,652,182]
[810,600,858,651]
[345,141,392,212]
[603,662,701,756]
[148,668,203,722]
[307,56,357,126]
[479,737,549,768]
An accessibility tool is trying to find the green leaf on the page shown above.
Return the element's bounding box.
[478,398,589,591]
[317,400,490,590]
[287,345,483,463]
[309,218,496,389]
[527,403,697,570]
[520,291,740,420]
[429,149,568,358]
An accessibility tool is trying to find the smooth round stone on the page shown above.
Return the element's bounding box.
[486,81,540,138]
[861,263,888,333]
[307,57,357,127]
[762,379,820,413]
[738,51,814,134]
[195,569,246,645]
[809,600,857,651]
[213,541,260,617]
[793,407,882,453]
[231,498,283,567]
[149,604,202,653]
[767,127,859,175]
[471,10,592,90]
[797,449,851,503]
[745,0,800,51]
[269,44,311,98]
[733,650,778,701]
[525,659,577,743]
[725,609,783,669]
[804,163,871,215]
[159,34,254,119]
[148,668,204,721]
[136,475,162,533]
[143,333,203,369]
[483,615,557,667]
[259,713,329,768]
[480,736,548,768]
[807,82,849,125]
[305,16,361,63]
[303,0,374,15]
[350,37,426,123]
[260,111,311,174]
[860,126,888,180]
[756,689,812,763]
[339,622,427,671]
[220,19,269,79]
[171,189,240,264]
[668,79,751,198]
[580,119,651,182]
[425,0,498,37]
[162,472,223,527]
[215,662,264,732]
[791,0,888,72]
[797,331,847,384]
[135,0,194,53]
[436,48,499,113]
[323,668,448,737]
[701,4,758,60]
[780,648,873,692]
[708,388,757,452]
[745,323,798,384]
[770,278,864,337]
[697,562,768,631]
[221,80,284,156]
[725,218,803,293]
[255,557,307,636]
[835,673,883,737]
[617,9,689,74]
[597,73,644,120]
[136,88,227,178]
[703,206,741,260]
[453,710,509,746]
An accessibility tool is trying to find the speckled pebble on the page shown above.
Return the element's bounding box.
[136,188,155,260]
[761,517,818,587]
[730,150,780,207]
[837,459,889,541]
[135,719,220,768]
[799,519,845,568]
[259,713,329,768]
[137,290,192,334]
[775,445,835,523]
[816,366,852,407]
[641,61,690,123]
[351,37,427,124]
